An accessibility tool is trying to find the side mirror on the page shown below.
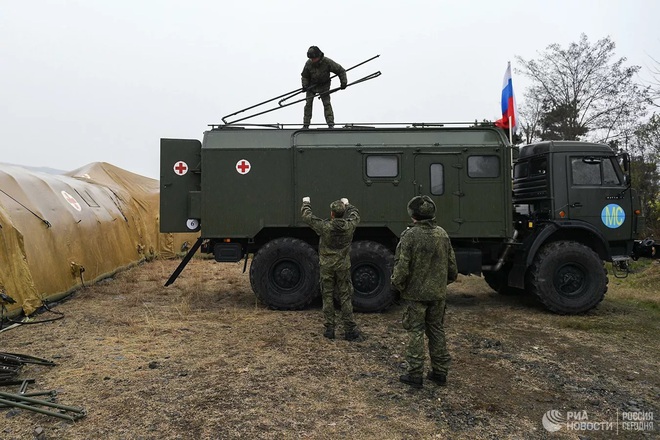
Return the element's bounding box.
[618,152,630,172]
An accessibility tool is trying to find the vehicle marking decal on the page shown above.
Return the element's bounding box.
[236,159,251,175]
[173,161,188,176]
[601,204,625,228]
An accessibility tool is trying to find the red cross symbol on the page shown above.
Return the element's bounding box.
[61,190,82,212]
[236,159,251,174]
[173,161,188,176]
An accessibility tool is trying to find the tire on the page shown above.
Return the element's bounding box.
[249,237,319,310]
[350,241,395,312]
[483,267,525,296]
[528,241,608,314]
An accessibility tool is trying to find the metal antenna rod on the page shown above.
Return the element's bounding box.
[278,54,380,106]
[221,55,380,124]
[224,72,381,125]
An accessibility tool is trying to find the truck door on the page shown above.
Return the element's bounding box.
[160,138,201,233]
[567,155,632,241]
[413,153,461,233]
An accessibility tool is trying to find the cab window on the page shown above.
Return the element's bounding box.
[514,157,546,179]
[531,158,547,176]
[571,157,621,186]
[513,162,528,178]
[571,158,601,185]
[603,158,621,185]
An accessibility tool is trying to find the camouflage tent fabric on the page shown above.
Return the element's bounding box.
[0,162,197,316]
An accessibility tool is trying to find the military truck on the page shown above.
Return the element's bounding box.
[160,122,656,315]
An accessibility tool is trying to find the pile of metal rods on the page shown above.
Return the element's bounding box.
[0,352,86,421]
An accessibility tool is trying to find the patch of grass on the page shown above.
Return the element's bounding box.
[557,318,605,332]
[556,297,659,336]
[607,261,660,307]
[615,298,660,313]
[452,274,494,294]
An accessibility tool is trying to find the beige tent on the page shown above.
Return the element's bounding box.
[0,162,197,317]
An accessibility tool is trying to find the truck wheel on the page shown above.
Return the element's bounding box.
[249,237,319,310]
[528,241,608,314]
[350,241,395,312]
[483,267,525,295]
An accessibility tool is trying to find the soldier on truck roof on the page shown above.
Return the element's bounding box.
[301,46,347,129]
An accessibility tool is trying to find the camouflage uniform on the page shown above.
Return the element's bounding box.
[301,47,347,128]
[301,200,360,335]
[391,196,458,382]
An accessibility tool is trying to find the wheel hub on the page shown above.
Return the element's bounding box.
[271,260,301,290]
[352,264,380,295]
[554,264,586,296]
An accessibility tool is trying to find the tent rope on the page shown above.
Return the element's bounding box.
[0,189,51,228]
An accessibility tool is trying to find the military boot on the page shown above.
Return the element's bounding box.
[399,374,423,388]
[427,370,447,386]
[323,327,335,339]
[344,328,363,342]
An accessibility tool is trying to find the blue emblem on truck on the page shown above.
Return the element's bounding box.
[601,204,625,228]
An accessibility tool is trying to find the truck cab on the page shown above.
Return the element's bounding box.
[504,141,643,313]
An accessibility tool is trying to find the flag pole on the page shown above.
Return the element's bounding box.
[508,60,512,143]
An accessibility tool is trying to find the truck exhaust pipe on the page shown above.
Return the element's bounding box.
[481,230,519,273]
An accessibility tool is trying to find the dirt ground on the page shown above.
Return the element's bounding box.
[1,258,658,440]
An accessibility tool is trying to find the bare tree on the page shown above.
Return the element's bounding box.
[647,55,660,107]
[518,90,543,144]
[516,34,651,142]
[632,113,660,160]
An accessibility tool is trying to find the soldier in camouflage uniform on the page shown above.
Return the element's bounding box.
[301,196,362,341]
[301,46,347,129]
[391,195,458,388]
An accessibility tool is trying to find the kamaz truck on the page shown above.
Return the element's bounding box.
[160,122,656,315]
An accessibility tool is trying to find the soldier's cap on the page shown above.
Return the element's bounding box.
[407,195,436,220]
[330,199,346,217]
[307,46,322,59]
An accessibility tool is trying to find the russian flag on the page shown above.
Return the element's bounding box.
[495,62,518,133]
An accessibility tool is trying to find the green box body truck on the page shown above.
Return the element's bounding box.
[160,122,655,314]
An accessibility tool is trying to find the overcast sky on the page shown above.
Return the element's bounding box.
[1,0,658,179]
